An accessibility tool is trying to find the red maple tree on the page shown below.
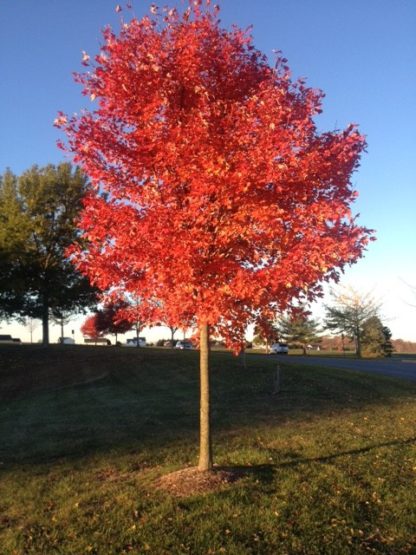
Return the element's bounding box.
[59,1,373,470]
[81,303,133,343]
[80,314,103,340]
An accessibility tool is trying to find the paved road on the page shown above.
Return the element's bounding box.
[268,355,416,382]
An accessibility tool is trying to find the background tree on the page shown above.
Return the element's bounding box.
[278,311,321,355]
[252,320,279,353]
[60,2,373,471]
[403,281,416,308]
[325,287,380,358]
[51,310,73,342]
[82,303,133,344]
[0,164,98,344]
[319,334,355,352]
[167,325,178,347]
[391,338,416,354]
[115,296,149,347]
[361,316,393,357]
[24,317,39,344]
[0,169,28,320]
[81,313,103,342]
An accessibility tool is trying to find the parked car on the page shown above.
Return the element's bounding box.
[124,337,147,347]
[84,337,111,345]
[0,334,19,344]
[270,342,289,355]
[58,337,75,345]
[175,340,194,350]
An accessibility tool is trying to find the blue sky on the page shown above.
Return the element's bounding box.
[1,1,415,342]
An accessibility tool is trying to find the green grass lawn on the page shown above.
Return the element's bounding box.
[0,345,415,554]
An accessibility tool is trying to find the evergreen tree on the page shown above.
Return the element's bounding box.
[0,164,98,343]
[381,325,394,357]
[278,312,321,355]
[362,316,394,357]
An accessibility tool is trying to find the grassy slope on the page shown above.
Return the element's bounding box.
[0,345,415,554]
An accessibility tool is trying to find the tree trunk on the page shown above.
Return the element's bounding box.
[198,322,213,471]
[136,323,140,347]
[302,344,307,356]
[240,348,247,369]
[356,331,362,358]
[273,364,281,395]
[42,294,49,345]
[60,318,64,341]
[171,327,175,346]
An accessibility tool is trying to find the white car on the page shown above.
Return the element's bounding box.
[58,337,75,345]
[270,342,289,355]
[125,337,147,347]
[175,340,194,350]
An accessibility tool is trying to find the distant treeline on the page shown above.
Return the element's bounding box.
[320,336,416,354]
[392,339,416,354]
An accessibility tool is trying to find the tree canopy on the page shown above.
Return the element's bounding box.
[0,169,27,320]
[362,316,393,358]
[59,1,373,470]
[0,164,98,343]
[81,302,133,342]
[278,310,321,355]
[59,2,372,352]
[325,287,380,358]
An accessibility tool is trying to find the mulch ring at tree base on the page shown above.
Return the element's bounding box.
[154,466,242,497]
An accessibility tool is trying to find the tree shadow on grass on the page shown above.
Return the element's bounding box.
[1,347,416,469]
[215,464,276,485]
[213,435,416,487]
[271,435,416,468]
